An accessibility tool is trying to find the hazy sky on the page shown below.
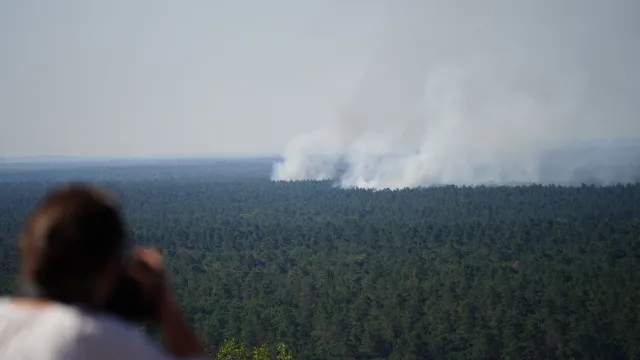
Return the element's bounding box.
[0,0,387,158]
[1,1,639,160]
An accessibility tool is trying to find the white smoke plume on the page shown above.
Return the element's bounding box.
[272,0,640,189]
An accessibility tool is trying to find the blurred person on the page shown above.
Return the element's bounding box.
[0,185,207,359]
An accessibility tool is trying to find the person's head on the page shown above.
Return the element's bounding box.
[18,184,127,309]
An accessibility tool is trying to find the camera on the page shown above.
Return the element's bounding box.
[103,257,163,323]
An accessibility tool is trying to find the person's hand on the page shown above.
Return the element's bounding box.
[131,247,166,276]
[127,247,171,310]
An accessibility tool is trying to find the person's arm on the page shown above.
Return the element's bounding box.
[158,292,205,357]
[128,247,207,358]
[86,311,208,360]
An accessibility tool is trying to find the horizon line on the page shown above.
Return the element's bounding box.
[0,153,283,165]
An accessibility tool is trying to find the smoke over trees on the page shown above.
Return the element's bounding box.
[272,0,640,189]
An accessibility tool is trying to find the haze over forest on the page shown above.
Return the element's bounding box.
[1,0,640,188]
[272,0,640,188]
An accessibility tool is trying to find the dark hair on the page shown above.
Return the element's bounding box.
[19,184,126,305]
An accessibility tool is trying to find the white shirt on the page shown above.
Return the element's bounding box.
[0,298,206,360]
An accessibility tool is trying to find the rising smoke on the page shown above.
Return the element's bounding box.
[272,0,640,189]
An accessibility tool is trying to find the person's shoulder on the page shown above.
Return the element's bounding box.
[0,297,12,312]
[0,297,17,312]
[0,298,155,359]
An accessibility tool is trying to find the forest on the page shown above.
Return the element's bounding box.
[0,160,639,359]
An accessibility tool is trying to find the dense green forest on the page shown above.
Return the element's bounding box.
[1,161,639,359]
